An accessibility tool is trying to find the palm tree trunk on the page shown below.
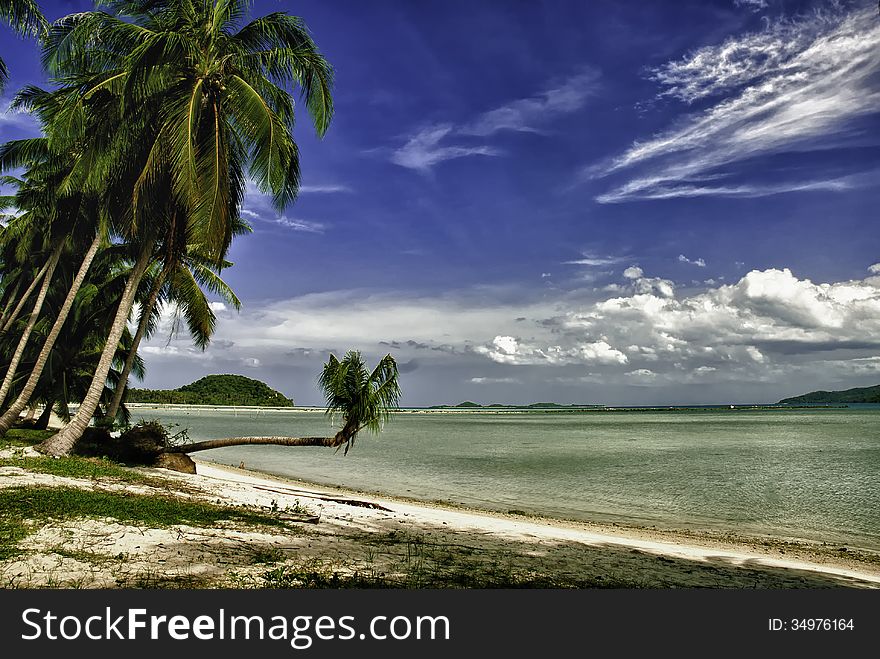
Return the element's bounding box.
[0,259,51,333]
[0,244,62,409]
[0,280,23,329]
[105,265,168,422]
[34,398,55,430]
[166,432,348,454]
[0,234,102,435]
[36,243,153,456]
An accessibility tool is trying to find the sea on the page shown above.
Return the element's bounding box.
[130,405,880,549]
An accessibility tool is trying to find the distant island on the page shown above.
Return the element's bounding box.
[127,374,294,407]
[429,401,603,409]
[778,384,880,405]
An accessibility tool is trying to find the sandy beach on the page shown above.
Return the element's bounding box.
[2,443,879,589]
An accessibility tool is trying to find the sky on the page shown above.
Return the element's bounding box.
[1,0,879,406]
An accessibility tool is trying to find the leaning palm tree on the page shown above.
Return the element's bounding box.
[163,352,400,457]
[0,0,47,93]
[37,0,333,456]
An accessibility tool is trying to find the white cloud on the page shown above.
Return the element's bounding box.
[623,266,643,280]
[475,336,628,366]
[593,3,880,202]
[462,70,599,136]
[276,217,325,233]
[208,302,227,312]
[138,267,880,394]
[868,263,880,274]
[470,377,520,384]
[392,71,599,171]
[626,368,656,382]
[733,0,768,11]
[678,254,707,267]
[565,253,630,267]
[0,101,39,132]
[298,184,352,194]
[390,123,499,171]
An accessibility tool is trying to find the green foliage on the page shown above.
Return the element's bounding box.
[1,428,54,448]
[319,351,400,453]
[127,374,294,406]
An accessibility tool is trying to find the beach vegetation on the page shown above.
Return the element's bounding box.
[0,485,287,560]
[0,0,335,455]
[164,351,400,457]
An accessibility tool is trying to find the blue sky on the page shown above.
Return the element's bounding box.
[2,0,879,405]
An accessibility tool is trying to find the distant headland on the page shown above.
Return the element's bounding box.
[778,384,880,405]
[126,375,294,407]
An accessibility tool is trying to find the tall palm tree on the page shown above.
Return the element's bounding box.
[0,0,47,92]
[38,0,333,455]
[164,352,400,456]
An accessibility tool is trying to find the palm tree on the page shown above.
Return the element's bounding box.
[104,217,247,422]
[164,352,400,456]
[38,0,333,455]
[0,131,106,431]
[0,0,47,92]
[2,246,144,429]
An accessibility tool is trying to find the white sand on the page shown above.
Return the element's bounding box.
[2,446,879,588]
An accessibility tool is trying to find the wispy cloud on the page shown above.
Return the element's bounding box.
[593,3,880,202]
[678,254,707,267]
[298,184,353,194]
[391,124,500,172]
[564,254,630,267]
[733,0,768,13]
[275,217,326,233]
[462,70,600,136]
[392,70,599,171]
[0,101,38,132]
[470,377,520,384]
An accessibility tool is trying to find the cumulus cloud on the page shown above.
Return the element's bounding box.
[138,267,880,399]
[474,336,628,366]
[593,2,880,202]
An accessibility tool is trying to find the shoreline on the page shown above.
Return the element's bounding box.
[4,425,879,588]
[188,458,880,586]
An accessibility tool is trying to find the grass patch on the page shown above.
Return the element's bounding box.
[1,428,54,448]
[0,455,170,488]
[0,485,286,560]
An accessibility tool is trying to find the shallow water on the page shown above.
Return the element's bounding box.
[134,407,880,548]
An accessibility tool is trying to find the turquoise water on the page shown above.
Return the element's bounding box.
[135,407,880,548]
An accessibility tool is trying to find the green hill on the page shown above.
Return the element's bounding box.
[778,384,880,405]
[127,374,294,407]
